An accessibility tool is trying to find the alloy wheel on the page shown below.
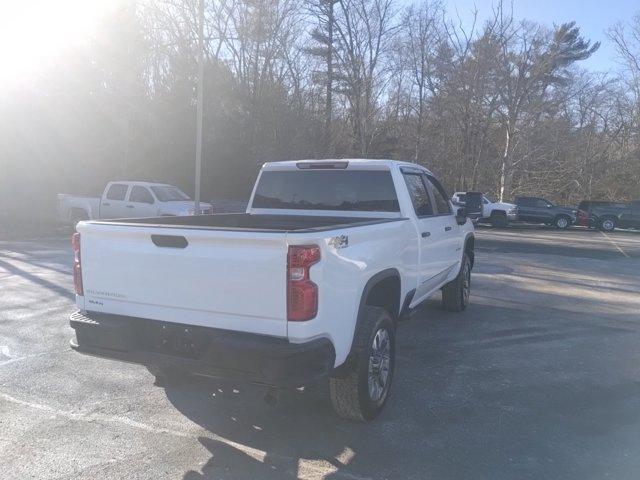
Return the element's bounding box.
[368,328,391,402]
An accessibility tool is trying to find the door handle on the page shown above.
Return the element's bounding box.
[151,235,188,248]
[422,231,431,238]
[126,205,135,208]
[445,226,452,231]
[102,202,110,206]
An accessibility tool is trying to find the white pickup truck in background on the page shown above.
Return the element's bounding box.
[57,181,213,225]
[452,191,518,227]
[69,160,475,421]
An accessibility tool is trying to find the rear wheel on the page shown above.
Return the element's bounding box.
[490,212,507,228]
[600,217,616,232]
[329,307,395,421]
[442,253,471,312]
[554,215,570,229]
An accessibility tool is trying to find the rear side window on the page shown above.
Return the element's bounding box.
[129,186,154,204]
[578,201,590,211]
[518,197,534,207]
[252,170,400,212]
[106,184,128,201]
[403,173,433,216]
[425,176,452,215]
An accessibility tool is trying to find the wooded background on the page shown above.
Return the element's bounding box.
[2,0,639,223]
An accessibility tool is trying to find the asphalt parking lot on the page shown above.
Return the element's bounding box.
[1,226,640,479]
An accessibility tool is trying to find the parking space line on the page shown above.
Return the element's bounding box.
[600,231,629,258]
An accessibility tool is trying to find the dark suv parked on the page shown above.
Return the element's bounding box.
[577,200,640,232]
[514,196,576,229]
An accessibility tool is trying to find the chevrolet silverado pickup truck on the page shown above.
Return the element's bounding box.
[58,181,213,226]
[70,159,475,421]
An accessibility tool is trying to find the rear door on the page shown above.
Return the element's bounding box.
[100,183,130,219]
[401,169,449,299]
[523,198,551,222]
[516,197,536,221]
[424,174,461,277]
[127,185,158,218]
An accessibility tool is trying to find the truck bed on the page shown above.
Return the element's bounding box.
[91,213,405,233]
[77,212,407,338]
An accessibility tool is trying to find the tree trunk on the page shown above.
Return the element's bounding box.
[325,1,334,156]
[414,81,423,162]
[499,125,513,202]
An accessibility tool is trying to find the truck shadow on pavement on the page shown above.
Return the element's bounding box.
[161,301,462,479]
[164,377,384,480]
[156,289,640,480]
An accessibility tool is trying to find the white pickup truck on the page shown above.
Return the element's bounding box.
[70,160,475,421]
[451,191,518,227]
[58,181,213,225]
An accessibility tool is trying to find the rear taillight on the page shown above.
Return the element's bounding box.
[287,245,320,321]
[72,233,83,295]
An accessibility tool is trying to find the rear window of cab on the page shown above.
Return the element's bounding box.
[252,170,400,212]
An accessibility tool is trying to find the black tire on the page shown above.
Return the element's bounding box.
[599,217,616,232]
[490,212,507,228]
[442,253,471,312]
[329,306,396,422]
[554,215,571,230]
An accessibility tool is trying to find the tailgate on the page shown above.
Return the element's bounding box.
[77,223,288,337]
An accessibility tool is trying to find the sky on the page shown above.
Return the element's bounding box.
[401,0,639,73]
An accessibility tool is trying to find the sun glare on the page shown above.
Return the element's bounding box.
[0,0,119,88]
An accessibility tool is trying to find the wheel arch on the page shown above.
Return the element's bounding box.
[358,268,402,321]
[335,269,401,376]
[68,207,89,223]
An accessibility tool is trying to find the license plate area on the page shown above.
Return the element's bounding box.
[136,321,210,359]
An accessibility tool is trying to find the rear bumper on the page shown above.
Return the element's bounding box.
[70,311,335,388]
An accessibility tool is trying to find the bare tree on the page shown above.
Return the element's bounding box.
[333,0,399,155]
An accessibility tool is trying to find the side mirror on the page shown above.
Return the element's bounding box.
[455,207,467,225]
